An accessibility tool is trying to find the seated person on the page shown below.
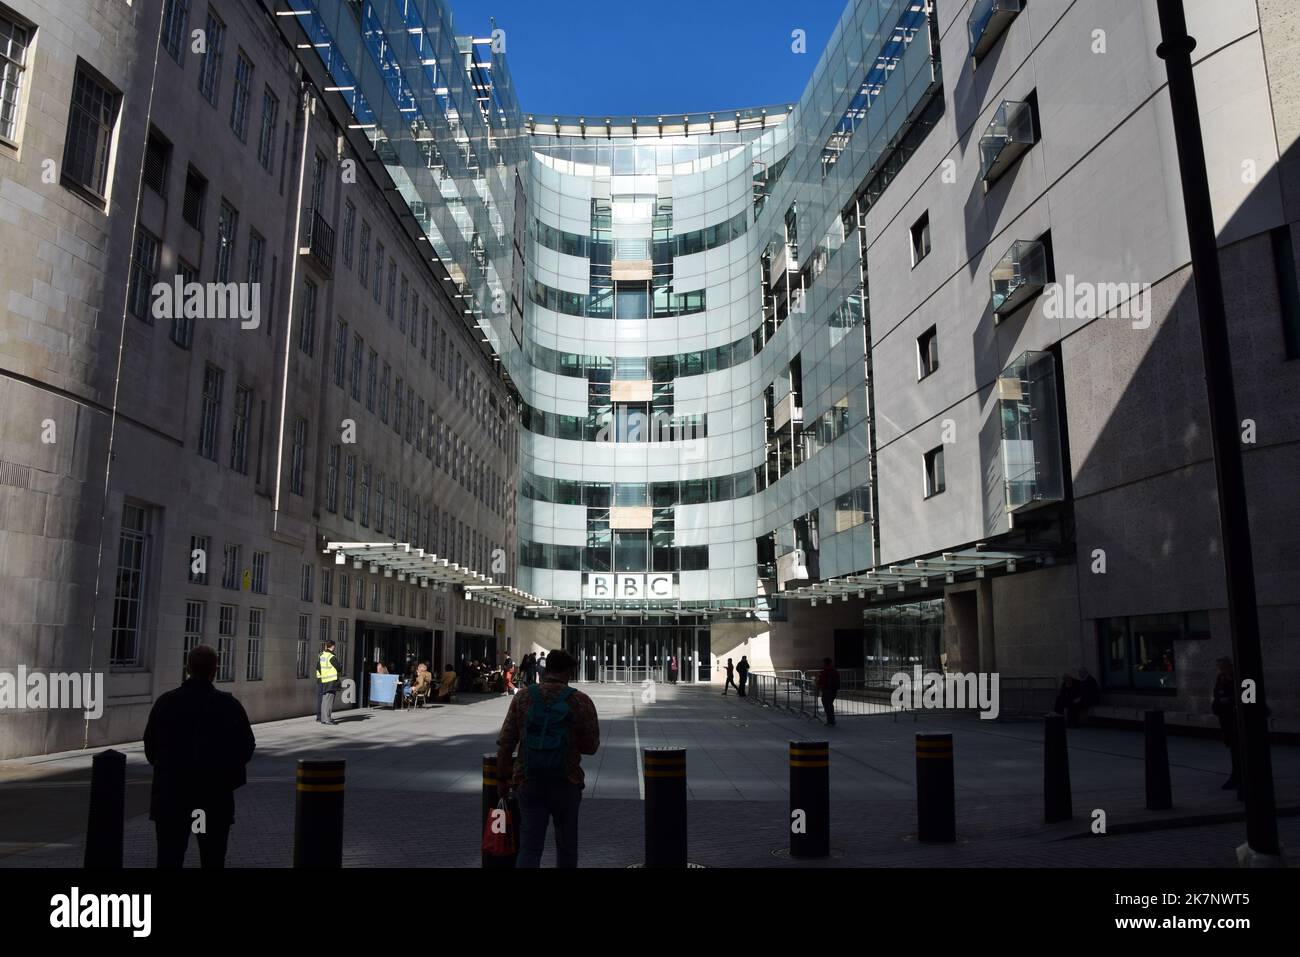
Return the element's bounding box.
[375,661,388,675]
[437,665,457,702]
[503,665,517,696]
[408,663,432,704]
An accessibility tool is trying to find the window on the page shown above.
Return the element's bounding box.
[188,534,209,584]
[356,577,365,609]
[197,8,225,106]
[127,228,161,321]
[246,608,264,680]
[341,200,355,268]
[142,129,170,196]
[917,326,938,379]
[393,376,403,434]
[375,473,386,533]
[160,0,189,65]
[325,444,339,513]
[298,278,317,356]
[343,453,356,519]
[198,363,224,460]
[256,85,278,172]
[182,166,207,229]
[230,50,253,142]
[230,384,251,474]
[358,220,371,287]
[333,319,348,388]
[359,463,371,526]
[910,211,930,266]
[923,445,945,497]
[110,505,150,667]
[371,581,380,613]
[1098,612,1207,692]
[340,573,350,608]
[170,259,198,348]
[318,616,330,649]
[183,600,205,680]
[321,567,333,605]
[290,416,307,495]
[1270,225,1300,360]
[221,542,241,590]
[373,242,385,305]
[62,61,120,200]
[386,257,396,319]
[296,616,310,678]
[300,562,313,602]
[398,275,408,333]
[215,200,238,282]
[366,349,378,411]
[251,550,267,594]
[246,228,265,290]
[0,10,29,138]
[217,605,236,682]
[380,362,390,422]
[350,334,363,401]
[310,149,327,212]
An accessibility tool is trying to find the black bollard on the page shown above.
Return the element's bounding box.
[1043,714,1073,822]
[1144,710,1173,810]
[84,749,126,869]
[789,741,830,858]
[293,759,345,867]
[644,748,687,867]
[915,732,955,843]
[481,753,519,868]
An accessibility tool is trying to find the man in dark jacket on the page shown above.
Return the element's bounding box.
[817,657,841,726]
[144,645,256,868]
[737,656,751,697]
[722,658,738,695]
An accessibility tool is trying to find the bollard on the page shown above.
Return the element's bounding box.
[1144,710,1173,810]
[84,749,126,869]
[294,759,345,867]
[644,748,687,867]
[915,732,955,843]
[1043,714,1073,822]
[789,741,830,858]
[481,753,519,868]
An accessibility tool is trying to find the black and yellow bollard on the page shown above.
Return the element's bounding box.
[789,741,830,858]
[84,748,126,869]
[294,759,345,867]
[481,753,519,868]
[915,732,955,843]
[1044,713,1073,822]
[1144,710,1173,810]
[644,748,687,867]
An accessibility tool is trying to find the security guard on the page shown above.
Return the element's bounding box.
[317,640,342,725]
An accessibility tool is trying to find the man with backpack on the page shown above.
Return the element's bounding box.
[816,657,841,726]
[496,649,600,867]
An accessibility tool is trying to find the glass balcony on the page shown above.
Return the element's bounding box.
[979,99,1035,187]
[990,239,1047,321]
[997,351,1064,515]
[968,0,1024,61]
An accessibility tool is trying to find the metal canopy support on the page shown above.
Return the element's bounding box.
[783,547,1047,603]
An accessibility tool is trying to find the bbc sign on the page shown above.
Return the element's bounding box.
[585,573,675,600]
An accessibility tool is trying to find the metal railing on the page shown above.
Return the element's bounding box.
[303,207,335,272]
[745,672,897,720]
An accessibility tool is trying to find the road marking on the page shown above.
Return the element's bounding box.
[631,690,644,801]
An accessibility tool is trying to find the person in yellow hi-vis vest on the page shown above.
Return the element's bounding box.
[317,640,342,725]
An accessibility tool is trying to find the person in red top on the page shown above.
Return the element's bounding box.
[816,657,841,726]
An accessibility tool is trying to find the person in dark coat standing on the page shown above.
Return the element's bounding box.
[817,657,841,726]
[144,645,256,868]
[722,658,738,696]
[737,656,751,697]
[1211,657,1241,793]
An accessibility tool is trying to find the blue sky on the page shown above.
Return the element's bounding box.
[465,0,847,116]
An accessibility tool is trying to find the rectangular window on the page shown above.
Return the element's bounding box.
[318,616,330,649]
[251,550,267,594]
[310,149,327,212]
[373,242,385,305]
[256,85,278,172]
[198,363,224,460]
[350,333,364,401]
[917,325,938,379]
[160,0,189,66]
[127,227,161,321]
[371,581,379,613]
[325,444,340,513]
[197,8,225,106]
[62,62,120,200]
[230,384,251,474]
[170,259,197,348]
[386,257,396,319]
[230,50,253,142]
[393,377,403,435]
[290,417,307,495]
[110,505,150,668]
[182,166,207,230]
[380,363,391,422]
[360,463,371,526]
[246,228,265,289]
[340,573,350,608]
[398,275,408,333]
[300,562,313,602]
[183,599,205,680]
[910,210,931,266]
[299,278,317,356]
[343,453,356,519]
[1098,613,1198,692]
[246,608,263,680]
[142,129,170,197]
[333,319,348,388]
[358,220,371,287]
[341,200,355,268]
[355,577,365,609]
[188,534,209,584]
[420,305,429,358]
[321,567,333,605]
[215,199,238,283]
[924,445,946,497]
[296,616,310,678]
[366,349,378,411]
[221,542,241,590]
[216,605,236,683]
[375,473,386,534]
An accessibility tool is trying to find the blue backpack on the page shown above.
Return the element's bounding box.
[523,686,575,781]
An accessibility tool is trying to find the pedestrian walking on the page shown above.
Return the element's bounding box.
[668,656,678,684]
[722,658,738,695]
[496,649,600,868]
[317,639,343,725]
[144,645,256,868]
[817,657,840,726]
[737,655,750,697]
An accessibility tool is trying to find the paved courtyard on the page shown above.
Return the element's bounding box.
[1,684,1297,868]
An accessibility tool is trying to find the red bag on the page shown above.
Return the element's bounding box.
[481,798,516,857]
